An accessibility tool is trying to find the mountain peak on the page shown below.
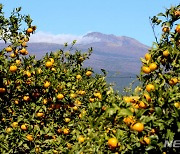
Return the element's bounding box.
[84,32,115,38]
[84,32,122,44]
[83,32,148,48]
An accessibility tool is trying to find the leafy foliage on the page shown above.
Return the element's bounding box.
[0,3,179,154]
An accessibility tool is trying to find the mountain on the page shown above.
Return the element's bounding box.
[79,32,149,74]
[0,32,150,92]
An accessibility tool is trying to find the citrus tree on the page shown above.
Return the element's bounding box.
[117,4,180,154]
[0,3,179,154]
[0,4,121,153]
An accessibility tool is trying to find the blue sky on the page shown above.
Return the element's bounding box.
[1,0,179,46]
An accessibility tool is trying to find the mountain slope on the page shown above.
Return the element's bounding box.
[79,32,149,74]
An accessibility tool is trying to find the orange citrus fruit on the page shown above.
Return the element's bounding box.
[144,93,151,102]
[49,58,54,63]
[21,41,27,47]
[26,134,33,141]
[24,37,29,42]
[57,93,64,100]
[6,127,12,133]
[175,10,180,16]
[27,28,33,33]
[76,74,82,79]
[123,96,132,103]
[144,136,151,144]
[131,122,144,132]
[44,81,50,88]
[174,102,179,108]
[63,128,70,135]
[70,93,77,98]
[21,124,27,131]
[25,71,31,77]
[175,24,180,33]
[64,118,71,123]
[163,50,169,57]
[12,122,18,128]
[51,68,56,72]
[162,26,170,33]
[123,116,135,125]
[146,84,155,92]
[73,106,78,111]
[78,136,85,143]
[94,92,102,99]
[53,150,58,154]
[16,60,21,65]
[0,88,6,93]
[5,46,13,52]
[10,53,16,58]
[20,48,26,54]
[36,112,44,117]
[89,98,95,102]
[169,78,178,85]
[86,70,92,76]
[149,63,157,71]
[14,100,19,105]
[142,66,151,74]
[139,101,147,109]
[45,61,53,68]
[144,53,151,61]
[23,95,30,102]
[10,65,17,72]
[108,138,118,148]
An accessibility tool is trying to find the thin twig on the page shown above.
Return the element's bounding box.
[149,17,158,44]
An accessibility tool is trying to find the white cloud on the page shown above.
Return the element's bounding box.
[29,31,100,44]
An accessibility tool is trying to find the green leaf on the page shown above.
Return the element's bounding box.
[35,105,41,112]
[116,129,125,138]
[155,107,162,116]
[106,108,117,116]
[140,58,147,64]
[117,108,133,116]
[145,145,155,151]
[157,13,165,17]
[166,129,175,141]
[177,122,180,132]
[23,144,30,149]
[18,141,23,147]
